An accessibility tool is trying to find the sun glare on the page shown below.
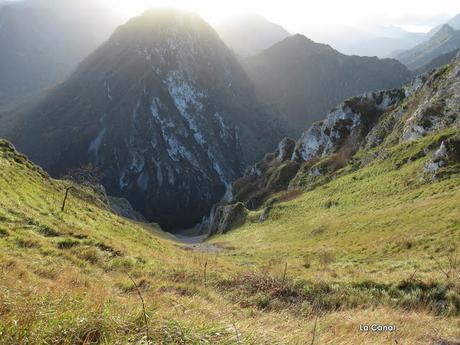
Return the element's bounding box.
[101,0,460,34]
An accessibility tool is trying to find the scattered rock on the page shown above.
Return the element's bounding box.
[259,207,271,223]
[180,243,222,253]
[424,139,460,178]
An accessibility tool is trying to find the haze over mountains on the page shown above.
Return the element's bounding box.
[306,25,426,58]
[1,4,460,230]
[4,9,280,230]
[396,24,460,70]
[0,8,417,229]
[0,0,120,104]
[1,3,460,343]
[215,14,291,56]
[243,34,412,136]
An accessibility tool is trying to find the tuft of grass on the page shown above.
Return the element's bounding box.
[57,238,80,250]
[1,126,460,344]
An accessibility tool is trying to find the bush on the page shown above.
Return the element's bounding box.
[0,228,9,238]
[37,225,60,237]
[57,238,80,249]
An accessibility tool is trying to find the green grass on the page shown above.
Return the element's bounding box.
[212,130,460,282]
[1,131,460,344]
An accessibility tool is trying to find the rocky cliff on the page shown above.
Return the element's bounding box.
[5,9,280,230]
[213,56,460,225]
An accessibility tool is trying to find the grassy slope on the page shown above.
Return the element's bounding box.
[1,127,459,344]
[214,131,460,280]
[211,129,460,342]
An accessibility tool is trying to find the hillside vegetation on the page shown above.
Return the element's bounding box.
[1,132,460,344]
[2,62,460,343]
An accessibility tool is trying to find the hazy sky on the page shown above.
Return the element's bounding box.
[101,0,460,33]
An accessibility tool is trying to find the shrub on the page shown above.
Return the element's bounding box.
[15,238,40,248]
[37,225,60,237]
[57,238,80,249]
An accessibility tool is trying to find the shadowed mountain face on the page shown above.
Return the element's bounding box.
[242,34,413,137]
[416,49,460,74]
[215,14,291,56]
[397,24,460,70]
[6,9,280,230]
[0,0,120,105]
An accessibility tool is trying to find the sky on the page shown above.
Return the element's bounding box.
[100,0,460,34]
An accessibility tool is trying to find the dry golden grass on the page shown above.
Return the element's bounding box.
[1,130,460,344]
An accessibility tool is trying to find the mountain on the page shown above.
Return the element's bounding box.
[242,34,413,137]
[3,9,280,231]
[2,97,459,344]
[416,48,460,74]
[396,24,460,70]
[448,13,460,30]
[0,0,121,105]
[218,55,460,217]
[305,25,425,58]
[215,14,291,56]
[347,33,425,58]
[427,13,460,38]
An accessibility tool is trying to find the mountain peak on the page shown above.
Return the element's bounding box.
[10,8,279,230]
[437,24,455,35]
[215,13,290,56]
[263,33,335,56]
[447,13,460,30]
[118,7,211,34]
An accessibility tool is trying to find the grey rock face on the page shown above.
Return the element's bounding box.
[277,138,296,161]
[293,90,405,162]
[108,196,147,222]
[7,9,279,230]
[424,139,460,178]
[208,202,247,235]
[401,61,460,142]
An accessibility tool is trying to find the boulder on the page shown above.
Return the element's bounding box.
[208,202,247,235]
[424,139,460,177]
[265,161,300,192]
[259,207,271,223]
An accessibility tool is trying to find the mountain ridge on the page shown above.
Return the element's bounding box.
[242,33,413,137]
[3,8,281,230]
[397,24,460,70]
[215,14,291,56]
[211,55,460,227]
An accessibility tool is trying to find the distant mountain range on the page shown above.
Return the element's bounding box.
[415,49,460,74]
[0,0,121,105]
[427,13,460,38]
[396,24,460,70]
[215,14,291,56]
[242,34,412,137]
[307,25,426,58]
[0,9,413,229]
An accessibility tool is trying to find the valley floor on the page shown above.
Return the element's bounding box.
[0,131,459,344]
